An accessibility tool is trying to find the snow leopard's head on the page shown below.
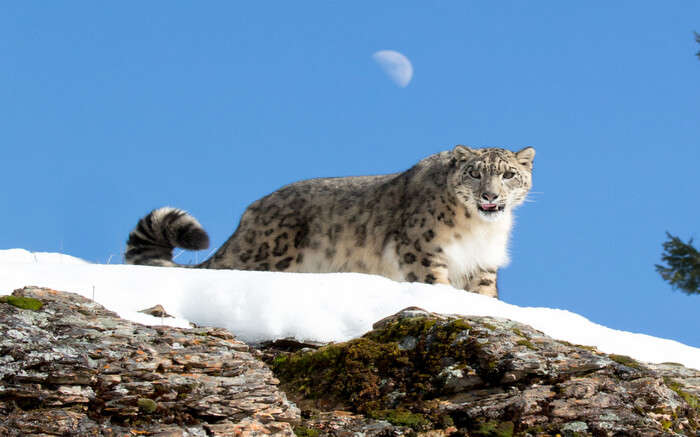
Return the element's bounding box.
[449,145,535,222]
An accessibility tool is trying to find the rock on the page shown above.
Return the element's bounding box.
[273,306,700,436]
[257,337,331,365]
[4,288,700,437]
[138,304,174,318]
[261,337,330,352]
[650,362,700,399]
[295,410,415,437]
[0,286,300,436]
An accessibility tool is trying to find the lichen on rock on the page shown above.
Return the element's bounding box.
[273,307,700,436]
[3,286,700,437]
[0,286,300,436]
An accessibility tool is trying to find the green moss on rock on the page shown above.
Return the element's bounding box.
[273,337,406,405]
[512,328,525,337]
[665,377,700,411]
[368,408,430,430]
[0,295,43,311]
[608,354,643,370]
[471,419,514,437]
[273,315,490,430]
[293,425,320,437]
[137,398,157,413]
[364,317,438,343]
[557,340,597,352]
[516,339,537,350]
[481,322,498,331]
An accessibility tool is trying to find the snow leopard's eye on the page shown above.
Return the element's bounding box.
[468,168,481,179]
[503,171,515,180]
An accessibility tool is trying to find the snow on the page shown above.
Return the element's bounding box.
[0,248,89,265]
[1,248,698,370]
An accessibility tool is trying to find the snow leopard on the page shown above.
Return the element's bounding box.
[125,145,535,298]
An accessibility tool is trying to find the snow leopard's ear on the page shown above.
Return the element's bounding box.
[515,147,536,170]
[452,145,478,162]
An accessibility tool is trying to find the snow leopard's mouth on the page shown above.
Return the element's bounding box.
[477,203,505,214]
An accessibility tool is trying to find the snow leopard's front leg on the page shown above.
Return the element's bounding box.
[464,268,498,298]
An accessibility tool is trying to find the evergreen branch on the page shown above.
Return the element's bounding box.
[655,232,700,295]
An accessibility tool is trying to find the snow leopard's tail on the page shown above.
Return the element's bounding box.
[125,207,210,267]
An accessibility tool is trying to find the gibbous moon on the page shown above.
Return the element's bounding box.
[372,50,413,88]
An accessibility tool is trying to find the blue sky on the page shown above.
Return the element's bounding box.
[2,2,700,348]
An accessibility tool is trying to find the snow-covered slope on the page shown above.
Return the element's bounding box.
[1,249,698,370]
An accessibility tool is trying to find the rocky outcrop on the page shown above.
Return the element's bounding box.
[0,286,300,436]
[2,288,699,437]
[273,307,700,436]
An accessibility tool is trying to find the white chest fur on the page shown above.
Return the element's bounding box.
[442,213,513,288]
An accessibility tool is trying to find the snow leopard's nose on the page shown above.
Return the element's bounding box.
[481,192,499,202]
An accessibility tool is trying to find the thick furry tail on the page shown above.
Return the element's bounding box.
[125,207,210,266]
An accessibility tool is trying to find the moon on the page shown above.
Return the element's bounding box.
[372,50,413,88]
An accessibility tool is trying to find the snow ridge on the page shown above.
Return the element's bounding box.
[0,249,698,370]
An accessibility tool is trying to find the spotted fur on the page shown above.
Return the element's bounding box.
[125,145,535,298]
